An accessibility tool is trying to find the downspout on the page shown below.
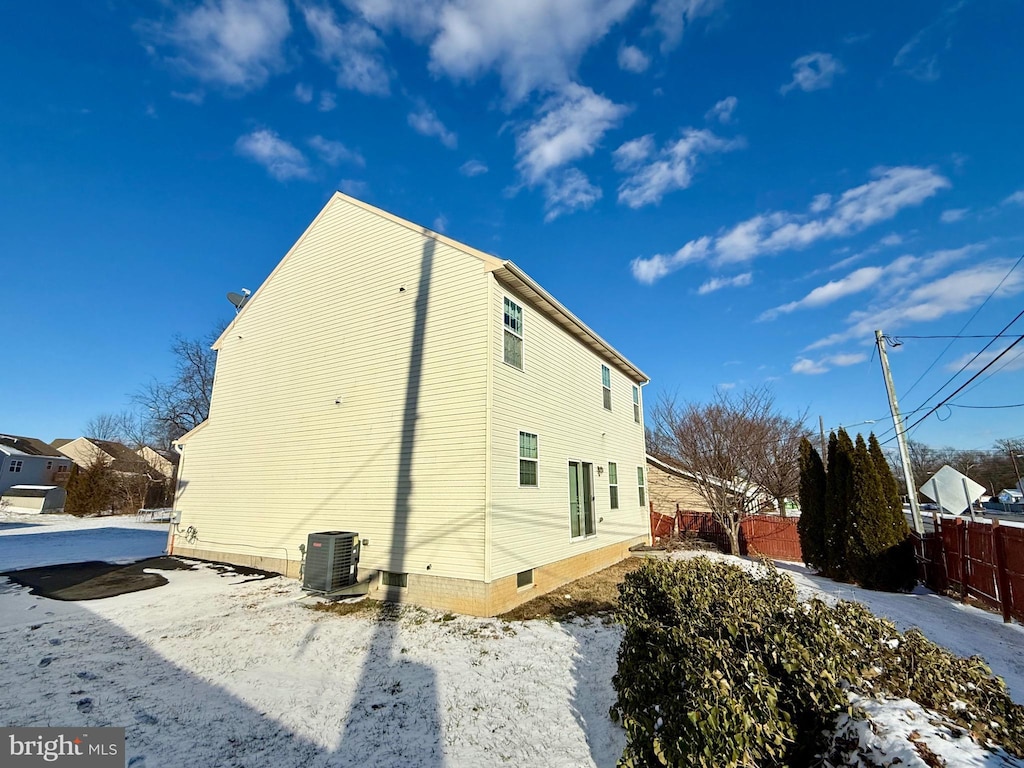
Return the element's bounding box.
[484,273,494,588]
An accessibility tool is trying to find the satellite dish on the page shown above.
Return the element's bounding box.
[226,289,252,312]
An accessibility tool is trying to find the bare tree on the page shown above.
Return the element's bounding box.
[749,413,809,517]
[650,387,794,554]
[135,328,223,448]
[84,413,123,441]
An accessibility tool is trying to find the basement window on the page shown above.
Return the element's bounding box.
[516,569,534,589]
[381,571,408,588]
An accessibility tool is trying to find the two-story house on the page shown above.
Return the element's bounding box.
[172,192,650,616]
[0,435,72,494]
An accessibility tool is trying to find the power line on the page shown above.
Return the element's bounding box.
[950,402,1024,409]
[882,332,1024,445]
[893,334,1021,340]
[900,252,1024,400]
[947,345,1024,403]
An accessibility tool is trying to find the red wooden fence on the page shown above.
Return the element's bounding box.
[927,516,1024,624]
[650,505,803,563]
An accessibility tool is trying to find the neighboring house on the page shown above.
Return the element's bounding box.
[997,488,1024,505]
[173,192,650,616]
[1,485,67,514]
[57,437,151,475]
[137,446,179,481]
[647,453,715,517]
[0,435,71,494]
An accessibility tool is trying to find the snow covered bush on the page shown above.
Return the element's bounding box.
[610,557,1024,767]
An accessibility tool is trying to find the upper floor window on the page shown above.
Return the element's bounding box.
[519,431,538,487]
[9,460,23,473]
[632,385,641,424]
[601,365,612,410]
[503,297,523,369]
[637,466,646,507]
[46,461,53,470]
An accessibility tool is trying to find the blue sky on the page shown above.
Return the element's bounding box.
[3,0,1023,451]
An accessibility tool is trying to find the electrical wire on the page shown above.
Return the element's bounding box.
[899,252,1024,400]
[882,331,1024,446]
[950,402,1024,409]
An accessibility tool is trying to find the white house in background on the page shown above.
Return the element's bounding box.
[173,192,650,616]
[0,435,71,495]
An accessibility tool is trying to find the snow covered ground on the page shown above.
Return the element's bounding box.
[0,516,1022,767]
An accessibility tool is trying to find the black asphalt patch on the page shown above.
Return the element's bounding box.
[5,557,196,601]
[4,556,280,601]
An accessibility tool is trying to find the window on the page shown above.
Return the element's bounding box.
[56,464,69,474]
[381,571,408,588]
[601,365,612,410]
[633,385,641,424]
[637,466,646,508]
[9,460,22,473]
[46,461,53,470]
[568,461,596,538]
[608,462,619,509]
[519,432,538,487]
[503,297,523,369]
[516,569,534,589]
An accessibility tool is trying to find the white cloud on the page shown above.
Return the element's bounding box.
[294,83,313,103]
[171,90,205,104]
[618,44,650,73]
[515,84,629,185]
[792,358,828,375]
[763,244,979,321]
[792,352,867,375]
[307,136,365,167]
[780,52,844,95]
[808,256,1024,350]
[946,346,1024,374]
[650,0,724,52]
[894,1,965,82]
[425,0,639,104]
[1004,190,1024,206]
[459,159,488,177]
[433,214,448,233]
[631,166,951,282]
[140,0,291,91]
[408,103,457,148]
[317,91,337,111]
[704,96,737,124]
[235,129,310,180]
[302,4,390,96]
[631,236,712,284]
[809,193,832,213]
[697,272,752,295]
[879,233,903,247]
[614,128,744,208]
[339,178,369,197]
[941,207,968,223]
[542,169,602,222]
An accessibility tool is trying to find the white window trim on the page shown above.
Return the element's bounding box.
[601,365,612,411]
[567,456,598,542]
[637,465,647,508]
[9,460,22,473]
[608,461,619,510]
[503,295,525,371]
[633,385,641,424]
[518,430,539,488]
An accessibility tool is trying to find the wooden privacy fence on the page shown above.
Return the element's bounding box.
[649,504,804,563]
[924,515,1024,624]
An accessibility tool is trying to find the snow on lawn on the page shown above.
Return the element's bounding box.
[0,512,167,572]
[0,518,1022,767]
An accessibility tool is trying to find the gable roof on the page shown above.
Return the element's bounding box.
[0,434,65,458]
[215,191,648,384]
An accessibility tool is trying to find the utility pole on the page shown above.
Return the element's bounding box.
[1010,450,1023,493]
[875,330,924,535]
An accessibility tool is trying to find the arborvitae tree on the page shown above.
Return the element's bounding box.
[797,438,827,570]
[64,459,115,517]
[869,433,903,519]
[847,434,916,591]
[824,429,855,580]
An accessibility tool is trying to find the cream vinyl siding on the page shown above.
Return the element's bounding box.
[488,277,648,579]
[647,457,715,516]
[175,195,490,581]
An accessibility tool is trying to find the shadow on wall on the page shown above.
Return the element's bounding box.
[338,233,443,765]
